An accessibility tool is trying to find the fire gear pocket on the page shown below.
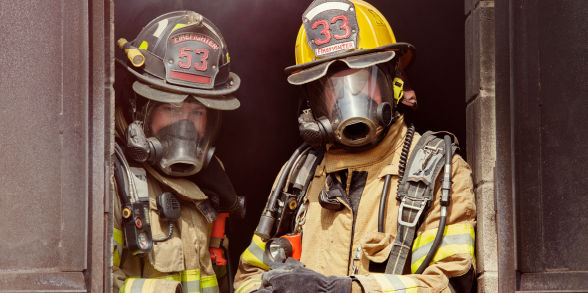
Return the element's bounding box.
[149,207,185,272]
[359,231,395,264]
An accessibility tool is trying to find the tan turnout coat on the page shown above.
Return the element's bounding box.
[113,164,222,293]
[234,116,476,293]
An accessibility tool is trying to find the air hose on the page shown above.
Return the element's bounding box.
[378,124,415,232]
[255,143,309,239]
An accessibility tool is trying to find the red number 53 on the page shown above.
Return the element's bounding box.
[312,14,351,46]
[177,47,209,71]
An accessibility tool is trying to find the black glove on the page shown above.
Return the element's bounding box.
[258,258,351,293]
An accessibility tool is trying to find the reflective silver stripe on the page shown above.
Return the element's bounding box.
[246,240,265,261]
[201,285,220,293]
[130,278,145,293]
[411,233,475,264]
[383,274,409,291]
[236,279,262,293]
[372,274,419,292]
[241,236,270,270]
[182,279,200,293]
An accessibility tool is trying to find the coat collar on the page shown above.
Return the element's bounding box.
[323,115,408,174]
[143,164,207,201]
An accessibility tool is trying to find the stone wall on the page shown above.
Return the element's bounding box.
[464,0,497,292]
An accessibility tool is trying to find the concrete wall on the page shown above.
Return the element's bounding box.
[464,0,497,292]
[0,1,113,291]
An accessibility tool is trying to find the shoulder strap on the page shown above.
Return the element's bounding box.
[385,131,457,274]
[255,144,324,240]
[113,142,154,255]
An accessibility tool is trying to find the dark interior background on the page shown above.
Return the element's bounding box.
[114,0,465,272]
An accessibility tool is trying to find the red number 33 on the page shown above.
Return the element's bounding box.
[177,47,209,71]
[312,14,351,45]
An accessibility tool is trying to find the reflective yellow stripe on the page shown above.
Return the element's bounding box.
[201,274,219,293]
[114,228,124,245]
[182,269,200,282]
[139,41,148,50]
[113,248,120,267]
[372,274,419,292]
[410,223,475,273]
[236,278,262,293]
[123,270,218,293]
[113,228,124,267]
[155,273,181,282]
[201,274,219,288]
[241,235,269,270]
[121,278,132,293]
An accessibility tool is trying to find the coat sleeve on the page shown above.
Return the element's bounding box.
[112,179,128,291]
[233,234,271,293]
[354,155,477,293]
[233,161,293,293]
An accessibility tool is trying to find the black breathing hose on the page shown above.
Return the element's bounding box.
[378,124,415,232]
[415,135,452,274]
[266,143,309,213]
[255,143,309,239]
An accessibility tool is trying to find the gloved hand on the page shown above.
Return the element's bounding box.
[257,258,351,293]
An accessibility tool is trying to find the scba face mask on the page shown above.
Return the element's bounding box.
[126,99,220,176]
[300,65,395,149]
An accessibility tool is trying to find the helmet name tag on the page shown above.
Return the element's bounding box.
[172,33,219,50]
[315,41,355,56]
[303,0,359,58]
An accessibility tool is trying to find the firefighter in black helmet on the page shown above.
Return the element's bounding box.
[113,11,243,293]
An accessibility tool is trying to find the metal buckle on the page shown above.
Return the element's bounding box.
[422,145,441,170]
[397,197,427,227]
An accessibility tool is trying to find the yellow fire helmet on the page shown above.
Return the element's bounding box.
[285,0,415,85]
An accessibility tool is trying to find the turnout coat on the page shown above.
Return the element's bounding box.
[234,116,476,293]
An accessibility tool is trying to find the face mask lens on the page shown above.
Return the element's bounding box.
[305,65,394,148]
[143,99,220,176]
[336,69,370,96]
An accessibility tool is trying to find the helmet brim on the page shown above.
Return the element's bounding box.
[287,51,396,85]
[117,58,241,96]
[132,81,240,110]
[285,42,415,85]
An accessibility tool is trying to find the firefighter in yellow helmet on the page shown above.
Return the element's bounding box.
[113,11,245,293]
[234,0,476,292]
